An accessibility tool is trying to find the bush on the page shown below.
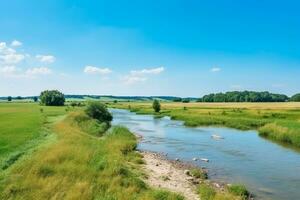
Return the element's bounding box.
[7,96,12,102]
[190,168,208,179]
[228,184,249,198]
[85,101,113,123]
[182,99,190,103]
[152,99,161,113]
[40,90,65,106]
[33,97,38,102]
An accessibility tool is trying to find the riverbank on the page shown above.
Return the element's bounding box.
[141,151,250,200]
[141,151,200,200]
[109,102,300,148]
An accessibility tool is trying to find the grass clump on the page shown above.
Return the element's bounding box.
[198,184,216,200]
[228,184,249,199]
[190,168,208,179]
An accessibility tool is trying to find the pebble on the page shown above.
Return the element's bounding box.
[184,170,190,175]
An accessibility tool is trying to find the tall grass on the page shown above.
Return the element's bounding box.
[0,112,183,200]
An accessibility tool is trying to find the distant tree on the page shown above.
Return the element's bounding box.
[85,101,113,123]
[182,98,190,103]
[152,99,161,113]
[173,97,182,102]
[33,97,38,102]
[40,90,65,106]
[113,100,118,103]
[16,96,22,100]
[7,96,12,102]
[200,91,288,103]
[290,93,300,102]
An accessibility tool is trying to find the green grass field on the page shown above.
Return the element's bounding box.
[110,102,300,148]
[0,103,186,200]
[0,102,251,199]
[0,103,68,171]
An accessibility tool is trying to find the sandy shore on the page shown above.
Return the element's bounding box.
[141,151,200,200]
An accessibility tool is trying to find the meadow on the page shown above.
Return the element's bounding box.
[110,102,300,148]
[0,102,249,200]
[0,102,185,200]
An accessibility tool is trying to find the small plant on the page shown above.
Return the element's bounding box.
[152,99,161,113]
[161,175,170,181]
[198,184,216,200]
[190,168,208,179]
[40,108,44,113]
[228,184,249,198]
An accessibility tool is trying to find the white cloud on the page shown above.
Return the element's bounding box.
[36,54,56,63]
[211,67,221,72]
[0,42,25,64]
[122,75,147,85]
[84,66,112,75]
[0,53,25,64]
[131,67,164,76]
[121,67,164,85]
[11,40,22,47]
[0,66,18,76]
[26,67,52,76]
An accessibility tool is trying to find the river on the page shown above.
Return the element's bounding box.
[111,109,300,200]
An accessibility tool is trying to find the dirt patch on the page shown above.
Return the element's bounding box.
[141,151,200,200]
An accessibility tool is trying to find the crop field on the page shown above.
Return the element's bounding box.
[110,102,300,148]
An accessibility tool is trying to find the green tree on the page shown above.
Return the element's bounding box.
[290,93,300,102]
[40,90,65,106]
[85,101,113,123]
[7,96,12,102]
[152,99,161,113]
[33,97,38,102]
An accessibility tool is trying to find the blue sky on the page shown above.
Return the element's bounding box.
[0,0,299,97]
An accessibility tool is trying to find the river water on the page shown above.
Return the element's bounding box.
[111,109,300,200]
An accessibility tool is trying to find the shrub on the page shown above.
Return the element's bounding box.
[33,97,38,102]
[85,101,113,123]
[190,168,208,179]
[7,96,12,102]
[40,90,65,106]
[152,99,161,113]
[228,184,249,198]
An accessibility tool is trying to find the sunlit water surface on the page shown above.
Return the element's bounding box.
[111,109,300,200]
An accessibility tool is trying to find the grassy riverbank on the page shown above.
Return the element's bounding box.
[0,103,185,199]
[110,102,300,148]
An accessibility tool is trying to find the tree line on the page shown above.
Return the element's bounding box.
[198,91,290,102]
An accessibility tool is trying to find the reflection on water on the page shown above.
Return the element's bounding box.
[111,109,300,200]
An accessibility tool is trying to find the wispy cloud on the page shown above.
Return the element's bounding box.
[36,54,56,63]
[10,40,22,47]
[0,42,25,64]
[84,66,112,75]
[131,67,164,76]
[26,67,52,76]
[122,67,164,85]
[211,67,221,72]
